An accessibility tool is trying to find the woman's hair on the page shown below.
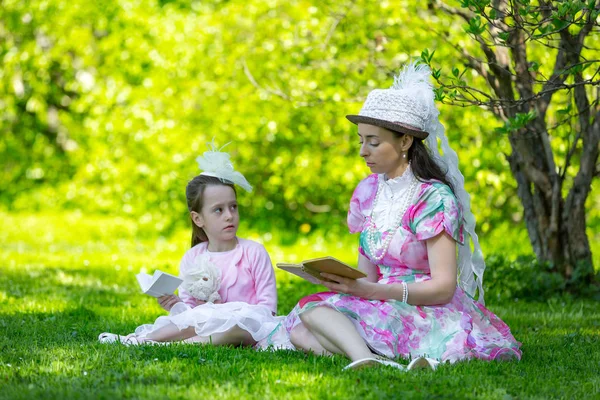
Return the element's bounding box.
[400,134,455,193]
[185,175,237,248]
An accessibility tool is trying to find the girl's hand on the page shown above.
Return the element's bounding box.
[157,295,182,311]
[319,273,378,299]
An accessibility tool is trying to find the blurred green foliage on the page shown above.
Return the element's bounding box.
[484,254,600,303]
[1,0,598,246]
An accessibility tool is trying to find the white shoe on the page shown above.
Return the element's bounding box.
[343,357,407,371]
[98,332,146,346]
[407,356,440,371]
[98,332,120,344]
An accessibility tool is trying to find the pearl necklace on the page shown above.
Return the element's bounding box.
[366,173,419,263]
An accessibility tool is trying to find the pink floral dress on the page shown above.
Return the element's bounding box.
[260,173,522,362]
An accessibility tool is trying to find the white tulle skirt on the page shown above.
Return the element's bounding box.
[134,302,284,342]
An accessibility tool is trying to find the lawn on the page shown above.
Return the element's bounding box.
[1,212,599,399]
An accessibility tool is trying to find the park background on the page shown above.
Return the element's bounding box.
[1,0,599,399]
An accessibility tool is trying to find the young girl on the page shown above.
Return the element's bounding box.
[99,144,281,346]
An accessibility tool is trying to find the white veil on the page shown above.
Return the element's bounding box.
[424,115,486,304]
[392,62,486,303]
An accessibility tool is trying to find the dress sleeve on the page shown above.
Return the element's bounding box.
[250,244,278,314]
[347,175,378,234]
[406,182,464,244]
[177,250,200,308]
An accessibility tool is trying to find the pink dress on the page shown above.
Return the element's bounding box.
[135,238,283,342]
[260,173,522,362]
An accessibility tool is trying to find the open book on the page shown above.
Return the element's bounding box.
[135,270,183,297]
[277,257,367,285]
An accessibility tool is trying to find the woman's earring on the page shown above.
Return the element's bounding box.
[402,153,407,159]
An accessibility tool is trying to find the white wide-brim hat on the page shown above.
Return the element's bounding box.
[346,114,429,139]
[346,62,436,140]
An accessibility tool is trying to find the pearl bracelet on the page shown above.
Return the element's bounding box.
[401,281,408,303]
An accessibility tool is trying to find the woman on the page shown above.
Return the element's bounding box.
[260,62,522,370]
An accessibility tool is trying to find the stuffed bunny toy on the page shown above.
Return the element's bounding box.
[180,254,221,303]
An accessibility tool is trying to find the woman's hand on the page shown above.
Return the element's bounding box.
[157,295,182,311]
[319,273,379,299]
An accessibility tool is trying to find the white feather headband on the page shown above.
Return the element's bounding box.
[195,141,253,193]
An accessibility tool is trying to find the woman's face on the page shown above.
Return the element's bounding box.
[357,124,406,177]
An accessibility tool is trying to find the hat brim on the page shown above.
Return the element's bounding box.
[346,115,429,139]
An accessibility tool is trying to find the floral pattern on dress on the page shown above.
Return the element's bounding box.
[260,174,522,363]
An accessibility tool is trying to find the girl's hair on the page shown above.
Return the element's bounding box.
[185,175,237,248]
[400,134,455,193]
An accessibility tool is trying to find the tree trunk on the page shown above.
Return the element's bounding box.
[508,152,595,282]
[506,117,597,286]
[431,0,599,292]
[564,194,594,282]
[502,6,597,286]
[506,136,559,263]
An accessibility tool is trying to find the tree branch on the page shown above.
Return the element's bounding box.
[322,0,357,49]
[538,4,597,116]
[573,76,592,142]
[550,96,598,134]
[562,129,583,180]
[437,78,600,110]
[565,106,600,251]
[432,0,515,102]
[509,1,535,104]
[577,3,597,45]
[520,160,553,196]
[242,58,291,101]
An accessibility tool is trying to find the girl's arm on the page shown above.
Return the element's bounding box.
[157,294,183,311]
[320,232,457,305]
[251,245,278,314]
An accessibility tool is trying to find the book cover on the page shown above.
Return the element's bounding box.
[277,256,366,284]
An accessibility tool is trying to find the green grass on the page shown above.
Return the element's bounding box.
[1,211,599,399]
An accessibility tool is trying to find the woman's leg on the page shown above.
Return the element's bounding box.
[290,323,335,356]
[299,306,377,362]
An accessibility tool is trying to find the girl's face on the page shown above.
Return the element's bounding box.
[192,185,239,245]
[358,124,408,178]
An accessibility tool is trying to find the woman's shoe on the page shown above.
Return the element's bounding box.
[343,357,407,371]
[407,356,440,371]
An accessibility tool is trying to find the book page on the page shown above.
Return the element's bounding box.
[277,265,323,285]
[135,272,152,292]
[138,270,183,297]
